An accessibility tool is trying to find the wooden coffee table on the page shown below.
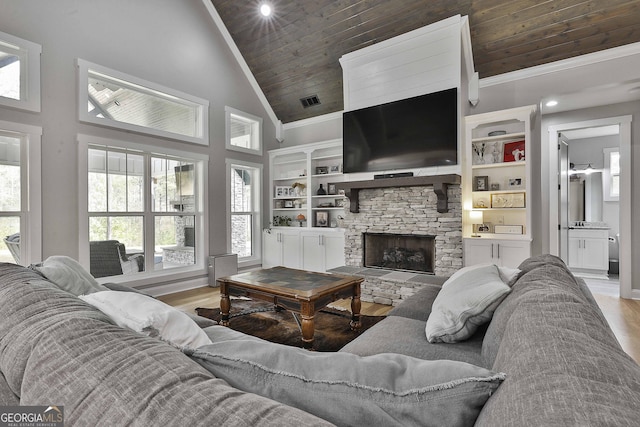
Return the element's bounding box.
[217,267,364,349]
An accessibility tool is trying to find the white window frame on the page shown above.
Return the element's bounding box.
[603,147,619,202]
[0,31,41,112]
[78,134,209,286]
[0,120,42,265]
[225,106,263,155]
[77,59,209,146]
[226,158,262,267]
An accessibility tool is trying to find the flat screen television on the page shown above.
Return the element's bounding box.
[343,88,458,174]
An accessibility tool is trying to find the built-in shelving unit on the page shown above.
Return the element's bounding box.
[264,139,346,272]
[268,139,346,229]
[462,105,537,267]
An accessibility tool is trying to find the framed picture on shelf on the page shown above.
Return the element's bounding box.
[507,177,523,188]
[490,183,500,191]
[275,186,289,198]
[315,166,329,175]
[503,140,525,162]
[330,164,341,173]
[284,200,294,208]
[314,210,329,227]
[491,192,525,208]
[473,198,489,209]
[473,176,489,191]
[328,183,336,194]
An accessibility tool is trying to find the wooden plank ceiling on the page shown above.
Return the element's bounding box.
[210,0,640,124]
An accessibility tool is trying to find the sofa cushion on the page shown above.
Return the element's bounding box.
[187,339,505,427]
[388,284,441,322]
[426,264,511,343]
[79,291,212,350]
[0,263,331,426]
[476,291,640,426]
[31,255,108,296]
[340,316,487,367]
[0,372,19,405]
[481,255,583,367]
[101,282,217,328]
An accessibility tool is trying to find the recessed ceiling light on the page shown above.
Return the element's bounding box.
[260,3,272,17]
[545,100,558,107]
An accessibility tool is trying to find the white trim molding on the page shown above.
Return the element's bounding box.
[481,41,640,88]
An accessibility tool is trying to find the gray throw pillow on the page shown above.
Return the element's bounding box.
[185,340,505,427]
[32,255,108,296]
[426,264,512,343]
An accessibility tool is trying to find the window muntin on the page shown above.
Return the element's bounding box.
[225,107,262,155]
[86,142,205,279]
[0,31,41,112]
[78,60,209,145]
[227,160,261,264]
[603,148,620,201]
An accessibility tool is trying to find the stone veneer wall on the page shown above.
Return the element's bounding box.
[340,184,462,303]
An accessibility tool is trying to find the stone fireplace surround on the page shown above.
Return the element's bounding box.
[332,182,462,305]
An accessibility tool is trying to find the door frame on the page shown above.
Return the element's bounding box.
[547,116,633,299]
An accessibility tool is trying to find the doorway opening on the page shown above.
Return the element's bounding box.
[548,116,632,298]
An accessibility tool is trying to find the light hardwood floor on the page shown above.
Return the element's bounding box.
[159,284,640,363]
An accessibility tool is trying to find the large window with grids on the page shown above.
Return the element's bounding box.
[80,135,207,280]
[227,159,262,266]
[0,121,42,265]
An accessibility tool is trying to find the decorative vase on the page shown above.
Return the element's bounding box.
[317,184,326,195]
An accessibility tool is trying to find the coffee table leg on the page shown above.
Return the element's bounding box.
[220,282,231,327]
[350,284,362,331]
[301,302,315,350]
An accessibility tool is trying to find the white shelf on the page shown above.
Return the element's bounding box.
[471,132,525,143]
[312,194,344,199]
[472,161,525,170]
[273,158,306,166]
[311,172,342,178]
[274,176,307,181]
[311,154,342,161]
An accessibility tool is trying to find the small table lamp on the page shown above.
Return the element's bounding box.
[470,210,484,237]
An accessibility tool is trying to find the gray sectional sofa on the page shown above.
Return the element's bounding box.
[1,254,640,425]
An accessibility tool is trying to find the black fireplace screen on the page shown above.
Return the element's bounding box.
[363,233,435,274]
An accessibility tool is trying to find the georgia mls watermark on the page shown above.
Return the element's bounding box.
[0,406,64,427]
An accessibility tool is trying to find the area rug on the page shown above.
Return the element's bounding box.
[195,298,385,352]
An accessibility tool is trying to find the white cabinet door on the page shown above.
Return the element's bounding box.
[262,230,281,268]
[582,237,609,271]
[567,237,582,269]
[262,229,301,269]
[464,238,530,268]
[463,239,494,266]
[496,240,530,268]
[301,233,326,272]
[280,230,301,269]
[301,231,345,272]
[324,232,346,271]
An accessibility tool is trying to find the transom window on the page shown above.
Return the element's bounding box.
[225,106,262,155]
[78,60,209,145]
[80,135,207,280]
[0,31,41,112]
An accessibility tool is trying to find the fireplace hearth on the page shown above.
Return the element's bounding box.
[363,233,435,274]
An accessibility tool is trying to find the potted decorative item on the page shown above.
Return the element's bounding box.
[292,182,306,196]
